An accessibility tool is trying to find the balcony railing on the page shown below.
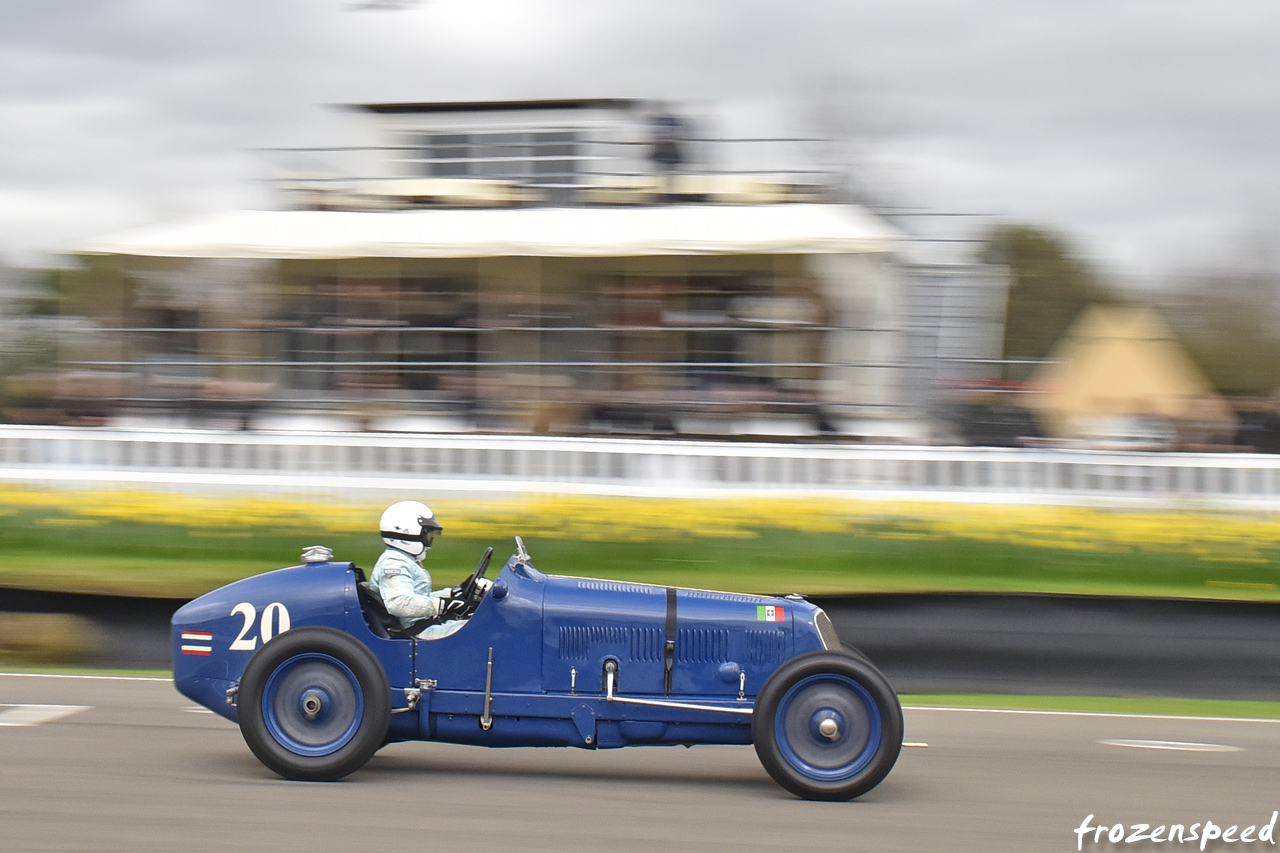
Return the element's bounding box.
[257,135,833,209]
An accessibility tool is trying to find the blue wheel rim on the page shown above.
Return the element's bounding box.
[262,653,364,757]
[774,673,881,781]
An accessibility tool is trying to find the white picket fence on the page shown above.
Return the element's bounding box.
[2,424,1280,508]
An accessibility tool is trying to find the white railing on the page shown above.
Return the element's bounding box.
[2,424,1279,508]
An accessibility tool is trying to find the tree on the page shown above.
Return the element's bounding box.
[1161,266,1280,397]
[980,225,1114,377]
[0,267,62,417]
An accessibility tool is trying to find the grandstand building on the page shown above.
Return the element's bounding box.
[61,99,1005,438]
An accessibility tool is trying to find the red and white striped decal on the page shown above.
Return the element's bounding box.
[181,631,213,656]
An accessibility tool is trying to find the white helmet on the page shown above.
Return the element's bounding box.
[379,500,443,559]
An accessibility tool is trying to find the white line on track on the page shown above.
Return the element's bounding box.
[0,704,91,726]
[0,678,1275,726]
[0,672,170,682]
[903,705,1280,724]
[1100,739,1243,752]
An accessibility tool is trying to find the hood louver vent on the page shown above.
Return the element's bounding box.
[681,590,766,604]
[558,625,662,661]
[575,580,660,594]
[676,628,730,663]
[746,629,786,664]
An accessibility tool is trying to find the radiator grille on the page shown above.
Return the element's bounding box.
[814,610,841,651]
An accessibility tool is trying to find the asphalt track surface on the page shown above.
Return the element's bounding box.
[3,674,1279,852]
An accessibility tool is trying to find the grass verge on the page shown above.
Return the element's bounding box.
[2,488,1279,600]
[902,693,1280,719]
[0,664,170,678]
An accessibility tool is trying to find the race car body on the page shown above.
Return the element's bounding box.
[172,539,901,800]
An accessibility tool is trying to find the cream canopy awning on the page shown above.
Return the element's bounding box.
[1027,305,1235,440]
[71,203,902,260]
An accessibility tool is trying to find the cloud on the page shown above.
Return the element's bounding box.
[1,0,1278,274]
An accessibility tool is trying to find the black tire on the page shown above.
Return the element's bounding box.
[238,626,391,781]
[841,642,874,667]
[752,651,903,801]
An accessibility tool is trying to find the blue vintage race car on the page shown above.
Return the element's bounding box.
[172,539,902,800]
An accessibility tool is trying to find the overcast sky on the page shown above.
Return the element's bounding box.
[2,0,1279,281]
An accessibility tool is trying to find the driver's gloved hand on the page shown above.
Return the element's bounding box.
[474,578,494,594]
[439,597,469,619]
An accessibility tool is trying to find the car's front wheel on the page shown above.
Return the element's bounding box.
[752,651,902,800]
[237,626,390,781]
[840,642,874,667]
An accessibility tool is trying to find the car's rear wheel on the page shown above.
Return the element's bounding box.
[752,652,902,800]
[238,626,390,781]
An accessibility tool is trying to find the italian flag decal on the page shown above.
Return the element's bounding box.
[757,605,785,622]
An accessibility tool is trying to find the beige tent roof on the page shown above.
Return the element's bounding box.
[1027,305,1235,440]
[69,203,902,260]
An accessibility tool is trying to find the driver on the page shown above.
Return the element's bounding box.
[371,500,486,639]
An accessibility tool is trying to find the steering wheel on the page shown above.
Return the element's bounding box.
[457,547,494,609]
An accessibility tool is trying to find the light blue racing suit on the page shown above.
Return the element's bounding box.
[370,547,465,639]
